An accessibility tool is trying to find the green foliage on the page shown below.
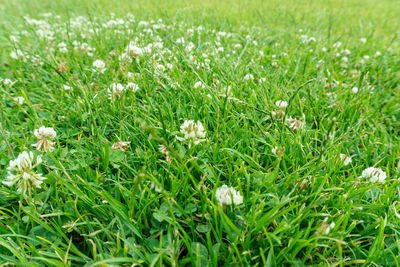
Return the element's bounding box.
[0,0,399,266]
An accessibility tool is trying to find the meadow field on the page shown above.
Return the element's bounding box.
[0,0,399,265]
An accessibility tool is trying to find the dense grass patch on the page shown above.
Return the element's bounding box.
[0,0,399,266]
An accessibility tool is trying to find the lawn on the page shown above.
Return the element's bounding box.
[0,0,400,266]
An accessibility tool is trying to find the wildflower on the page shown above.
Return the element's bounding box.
[108,83,125,99]
[13,97,25,105]
[158,144,171,162]
[316,59,324,69]
[63,85,72,91]
[125,42,144,57]
[150,181,162,193]
[10,49,26,61]
[92,59,106,73]
[58,42,68,53]
[244,74,254,81]
[112,141,130,152]
[3,79,15,87]
[176,37,185,44]
[3,151,46,196]
[177,120,206,146]
[275,100,288,110]
[332,41,342,49]
[360,167,386,183]
[309,37,316,43]
[286,116,304,131]
[32,126,57,152]
[360,38,367,44]
[194,81,204,89]
[272,109,285,119]
[351,87,359,93]
[126,82,139,92]
[215,185,243,206]
[272,146,285,159]
[317,218,335,235]
[340,154,352,166]
[155,63,165,72]
[341,49,351,55]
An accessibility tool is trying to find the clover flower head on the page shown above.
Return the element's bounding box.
[112,141,130,152]
[92,59,106,73]
[360,167,386,183]
[108,83,125,99]
[275,100,288,110]
[215,185,243,206]
[33,126,56,152]
[340,154,352,166]
[3,151,46,196]
[286,115,304,131]
[177,120,206,147]
[126,82,139,92]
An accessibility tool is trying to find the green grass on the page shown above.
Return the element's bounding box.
[0,0,399,266]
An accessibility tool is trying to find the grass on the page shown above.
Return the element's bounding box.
[0,0,399,266]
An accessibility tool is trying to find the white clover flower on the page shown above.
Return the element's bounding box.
[374,51,381,57]
[111,141,130,152]
[125,42,144,57]
[360,167,386,183]
[150,181,162,193]
[351,87,359,93]
[332,41,342,49]
[193,81,204,89]
[286,115,304,131]
[126,82,139,92]
[341,49,351,55]
[244,74,254,81]
[215,184,243,206]
[360,38,367,44]
[3,79,15,87]
[272,146,285,158]
[32,126,57,152]
[177,120,206,146]
[63,85,72,91]
[275,100,288,110]
[176,37,185,44]
[340,154,352,166]
[13,97,25,105]
[3,151,46,196]
[155,63,165,72]
[303,37,316,44]
[185,42,195,53]
[316,59,324,69]
[319,218,335,234]
[92,59,106,73]
[158,144,171,162]
[10,49,26,61]
[108,83,125,99]
[58,42,68,53]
